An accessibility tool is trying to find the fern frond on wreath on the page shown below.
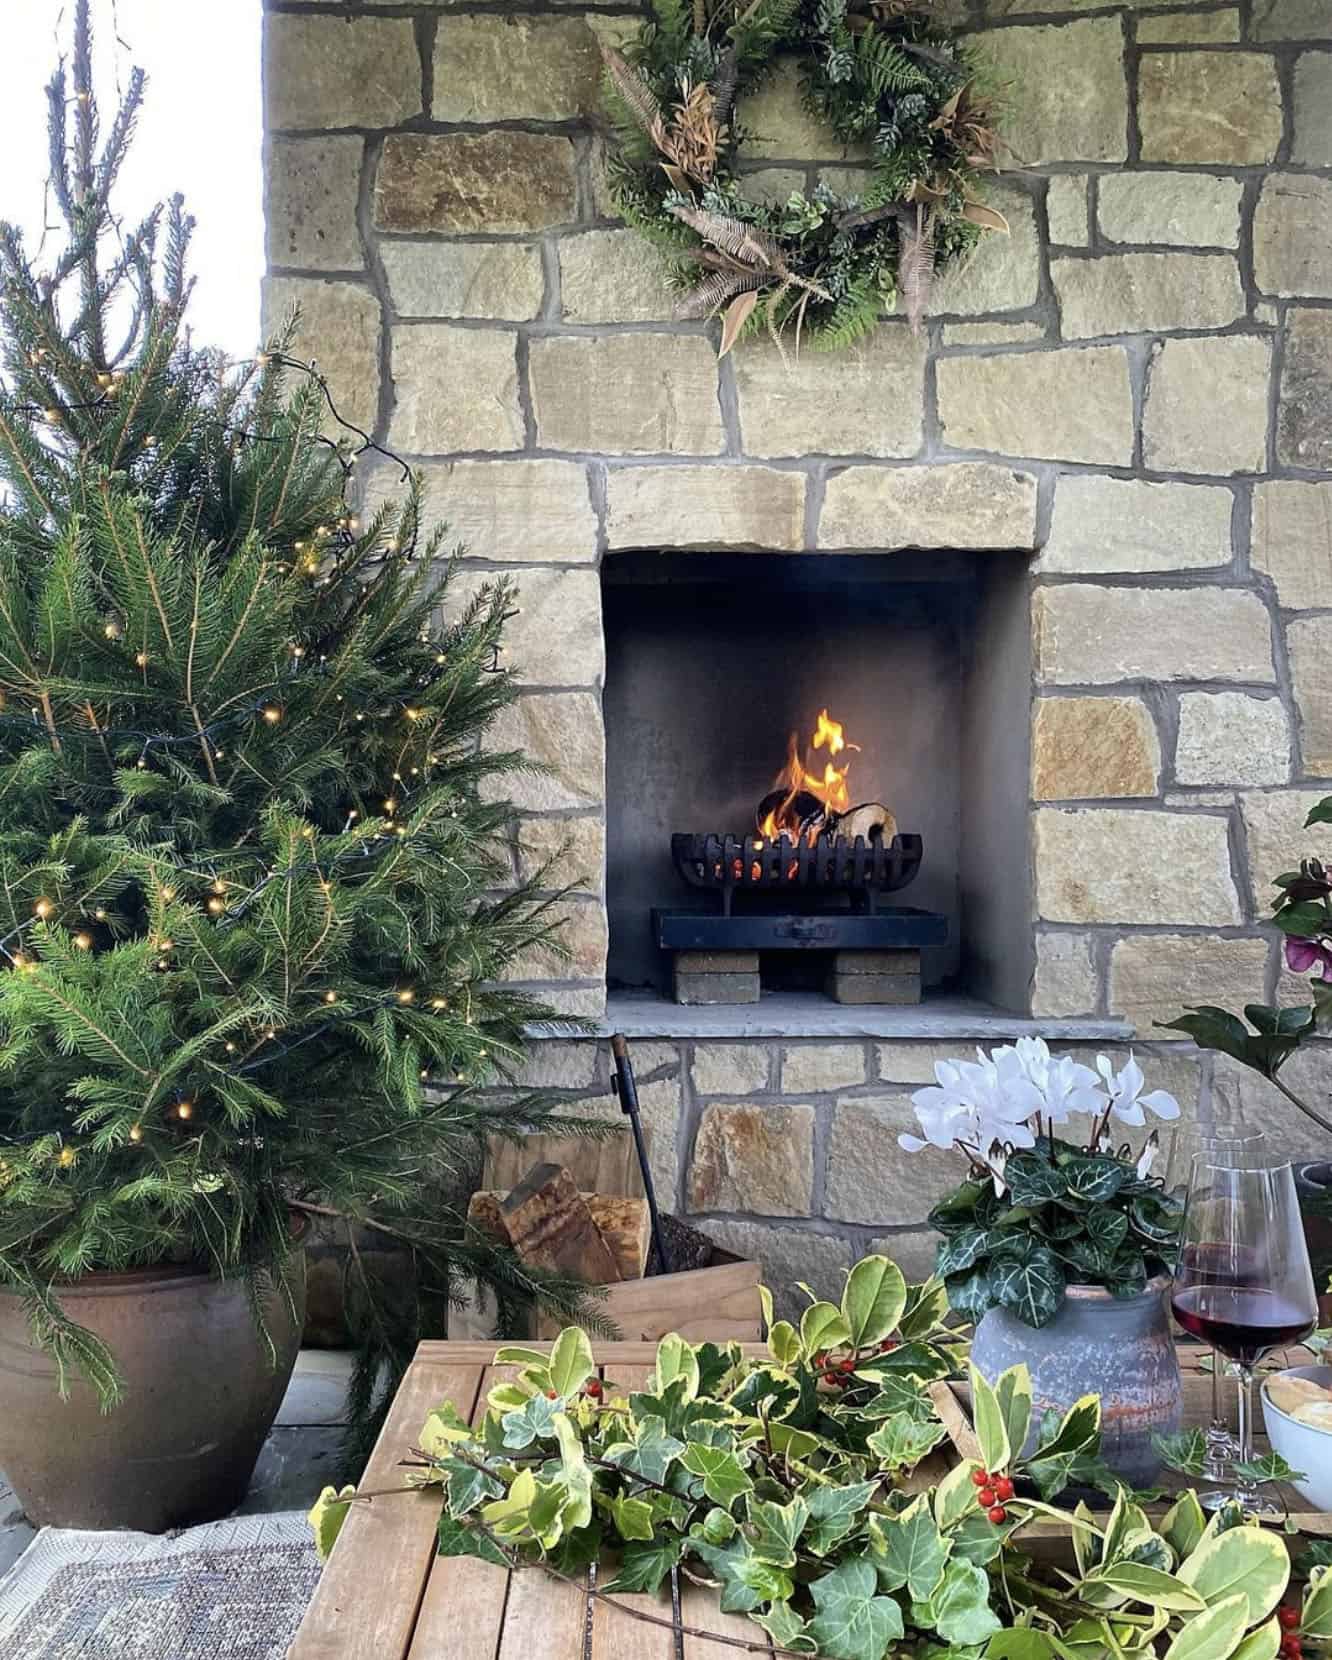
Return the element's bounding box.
[674,266,762,321]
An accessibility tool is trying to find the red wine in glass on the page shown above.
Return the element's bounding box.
[1171,1154,1319,1511]
[1171,1284,1315,1367]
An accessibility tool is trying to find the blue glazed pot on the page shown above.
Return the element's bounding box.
[969,1278,1181,1488]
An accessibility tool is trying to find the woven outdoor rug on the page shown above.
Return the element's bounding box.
[0,1511,319,1659]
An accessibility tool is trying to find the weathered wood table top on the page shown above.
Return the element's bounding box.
[288,1339,1328,1660]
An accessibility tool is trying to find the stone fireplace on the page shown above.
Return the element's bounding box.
[263,0,1332,1307]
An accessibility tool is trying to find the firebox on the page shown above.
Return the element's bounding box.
[602,549,1033,1013]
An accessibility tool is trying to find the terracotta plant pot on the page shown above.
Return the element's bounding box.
[969,1277,1181,1488]
[0,1251,305,1531]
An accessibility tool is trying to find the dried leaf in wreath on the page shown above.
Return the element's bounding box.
[674,267,759,322]
[599,44,663,139]
[661,162,693,194]
[897,203,935,335]
[670,203,784,271]
[960,199,1010,234]
[718,289,759,357]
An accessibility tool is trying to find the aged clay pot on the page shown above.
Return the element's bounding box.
[969,1277,1181,1488]
[0,1252,305,1531]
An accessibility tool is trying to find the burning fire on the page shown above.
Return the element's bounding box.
[759,709,860,844]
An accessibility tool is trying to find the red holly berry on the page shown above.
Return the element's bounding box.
[879,1338,898,1352]
[978,1487,997,1508]
[1280,1638,1302,1660]
[994,1476,1015,1501]
[813,1351,827,1370]
[584,1378,603,1399]
[839,1356,855,1373]
[545,1389,558,1399]
[971,1469,991,1487]
[987,1506,1007,1526]
[1280,1609,1300,1631]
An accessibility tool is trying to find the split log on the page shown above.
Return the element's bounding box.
[498,1163,623,1284]
[469,1188,650,1280]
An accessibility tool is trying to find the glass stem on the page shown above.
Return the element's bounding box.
[1210,1349,1223,1428]
[1236,1364,1256,1488]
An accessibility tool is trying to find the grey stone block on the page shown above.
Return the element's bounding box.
[831,950,921,977]
[828,973,922,1005]
[674,971,761,1005]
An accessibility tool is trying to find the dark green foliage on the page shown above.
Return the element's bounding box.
[0,1,605,1455]
[930,1142,1183,1328]
[601,0,1002,348]
[1161,792,1332,1139]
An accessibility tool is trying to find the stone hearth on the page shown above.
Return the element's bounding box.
[262,0,1332,1298]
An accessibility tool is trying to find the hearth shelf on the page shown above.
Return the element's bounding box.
[529,993,1132,1044]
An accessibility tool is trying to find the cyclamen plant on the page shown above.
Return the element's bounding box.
[901,1039,1184,1327]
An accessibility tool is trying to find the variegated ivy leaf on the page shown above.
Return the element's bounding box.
[804,1480,878,1555]
[1153,1428,1210,1479]
[500,1390,562,1450]
[681,1442,755,1509]
[866,1413,948,1471]
[806,1556,906,1660]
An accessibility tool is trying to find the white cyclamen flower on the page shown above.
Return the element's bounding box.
[900,1049,1043,1155]
[1039,1053,1107,1124]
[1095,1051,1181,1127]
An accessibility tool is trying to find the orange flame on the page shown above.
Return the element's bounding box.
[759,709,860,843]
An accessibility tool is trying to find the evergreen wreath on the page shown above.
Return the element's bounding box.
[600,0,1007,353]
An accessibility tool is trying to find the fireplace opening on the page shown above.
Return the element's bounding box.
[602,550,1032,1013]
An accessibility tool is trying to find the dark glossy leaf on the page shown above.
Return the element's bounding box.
[1130,1191,1181,1245]
[936,1226,991,1277]
[1060,1155,1129,1203]
[928,1180,986,1231]
[1270,901,1330,939]
[1158,1005,1254,1062]
[437,1513,508,1567]
[989,1245,1065,1327]
[1305,796,1332,827]
[603,1533,686,1594]
[1004,1152,1066,1205]
[1056,1238,1115,1280]
[1107,1248,1149,1294]
[1084,1208,1129,1252]
[944,1266,993,1321]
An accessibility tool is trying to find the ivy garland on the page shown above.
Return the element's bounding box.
[599,0,1007,354]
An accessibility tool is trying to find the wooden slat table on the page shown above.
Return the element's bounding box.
[289,1339,1331,1659]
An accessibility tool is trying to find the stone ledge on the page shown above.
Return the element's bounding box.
[541,992,1133,1042]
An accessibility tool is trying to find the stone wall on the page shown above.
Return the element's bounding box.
[501,1034,1220,1314]
[262,0,1332,1217]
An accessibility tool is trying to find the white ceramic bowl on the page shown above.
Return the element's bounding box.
[1261,1363,1332,1510]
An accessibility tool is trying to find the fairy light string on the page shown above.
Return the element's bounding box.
[0,350,527,1159]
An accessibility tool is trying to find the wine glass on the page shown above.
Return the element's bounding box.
[1172,1145,1318,1511]
[1166,1129,1269,1481]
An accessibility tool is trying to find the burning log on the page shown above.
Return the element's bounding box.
[754,788,828,842]
[833,802,898,844]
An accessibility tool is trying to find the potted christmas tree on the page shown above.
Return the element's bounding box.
[0,3,593,1530]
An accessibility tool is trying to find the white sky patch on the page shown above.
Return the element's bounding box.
[0,0,263,361]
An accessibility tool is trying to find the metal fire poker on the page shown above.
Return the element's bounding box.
[609,1033,672,1275]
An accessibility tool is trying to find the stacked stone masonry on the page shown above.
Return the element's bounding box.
[264,0,1332,1249]
[484,1033,1332,1321]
